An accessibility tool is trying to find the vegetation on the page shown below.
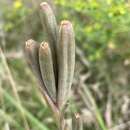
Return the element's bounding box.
[0,0,130,130]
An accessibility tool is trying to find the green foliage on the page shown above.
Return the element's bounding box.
[3,0,30,32]
[3,0,130,60]
[1,0,31,49]
[55,0,130,61]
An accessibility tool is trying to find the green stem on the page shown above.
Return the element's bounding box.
[95,107,108,130]
[2,89,49,130]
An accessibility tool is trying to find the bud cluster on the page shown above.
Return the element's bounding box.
[25,2,75,125]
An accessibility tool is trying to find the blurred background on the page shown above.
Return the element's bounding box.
[0,0,130,130]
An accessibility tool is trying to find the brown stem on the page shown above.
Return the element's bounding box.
[58,114,65,130]
[58,113,70,130]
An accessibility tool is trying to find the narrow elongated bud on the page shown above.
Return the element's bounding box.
[57,21,69,109]
[57,21,75,109]
[40,2,58,45]
[25,40,48,95]
[25,40,59,119]
[65,21,75,102]
[25,39,43,85]
[39,42,56,102]
[40,2,58,83]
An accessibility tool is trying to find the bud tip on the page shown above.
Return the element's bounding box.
[61,20,72,26]
[40,42,49,50]
[40,2,49,10]
[25,39,35,48]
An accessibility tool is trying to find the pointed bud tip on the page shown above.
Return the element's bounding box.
[40,2,48,6]
[41,42,48,49]
[75,113,80,119]
[25,39,35,48]
[61,20,72,26]
[40,2,49,10]
[60,20,73,32]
